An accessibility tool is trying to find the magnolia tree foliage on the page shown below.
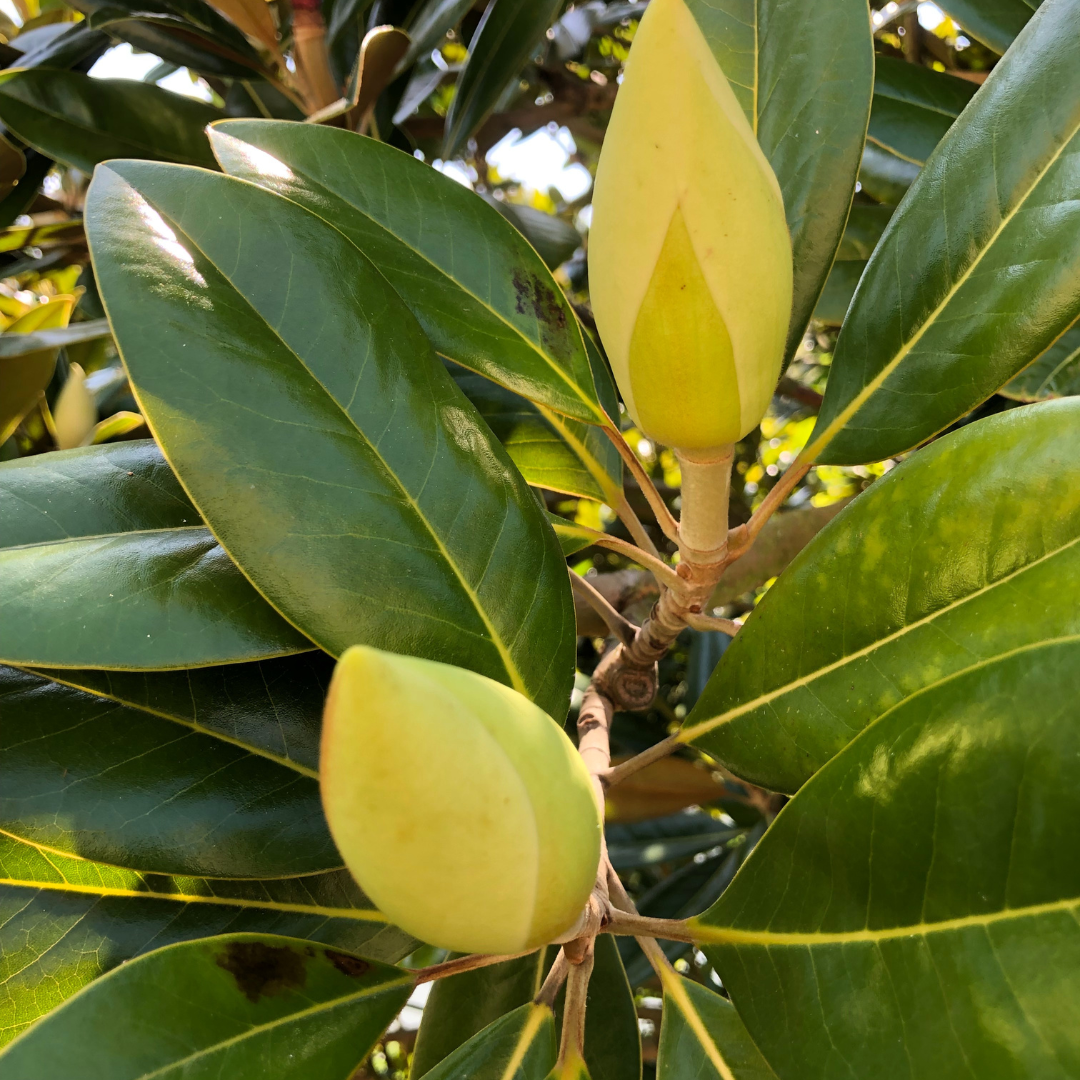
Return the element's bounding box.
[0,0,1078,1077]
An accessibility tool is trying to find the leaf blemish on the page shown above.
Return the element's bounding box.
[216,941,308,1003]
[512,269,567,332]
[325,950,371,978]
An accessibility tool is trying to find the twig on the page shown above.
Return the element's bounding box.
[605,907,697,944]
[604,425,681,546]
[600,733,681,788]
[535,948,569,1008]
[727,459,812,561]
[569,525,683,591]
[557,941,595,1066]
[412,948,537,985]
[683,613,742,636]
[611,490,662,560]
[569,571,639,647]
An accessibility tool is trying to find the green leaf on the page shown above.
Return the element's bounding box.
[423,1002,556,1080]
[810,259,864,326]
[1001,319,1080,401]
[834,203,893,261]
[0,442,311,669]
[413,952,547,1077]
[857,141,920,204]
[0,318,110,356]
[0,933,412,1078]
[546,513,595,557]
[684,0,874,360]
[693,640,1080,1079]
[0,665,337,877]
[443,0,562,158]
[657,975,776,1080]
[402,0,475,70]
[936,0,1039,52]
[452,364,619,502]
[35,650,334,773]
[87,162,575,721]
[485,197,581,270]
[806,0,1080,465]
[684,398,1080,794]
[868,55,978,167]
[606,815,744,872]
[0,832,414,1048]
[210,120,604,424]
[0,70,221,172]
[554,935,640,1080]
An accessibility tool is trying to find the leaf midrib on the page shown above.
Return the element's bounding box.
[805,107,1080,461]
[0,523,207,555]
[681,529,1080,741]
[145,191,528,698]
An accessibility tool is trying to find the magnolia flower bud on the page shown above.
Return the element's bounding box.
[320,646,601,955]
[588,0,793,450]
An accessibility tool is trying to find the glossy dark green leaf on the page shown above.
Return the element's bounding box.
[606,814,744,872]
[834,203,893,261]
[12,23,109,69]
[554,934,641,1080]
[0,933,412,1078]
[684,0,874,360]
[0,831,414,1048]
[210,120,605,424]
[424,1002,557,1080]
[857,141,921,203]
[0,150,52,229]
[87,162,575,720]
[868,55,977,167]
[936,0,1039,52]
[657,976,776,1080]
[402,0,474,70]
[443,0,562,157]
[0,442,310,669]
[810,259,864,326]
[0,666,336,877]
[36,650,334,773]
[1001,319,1080,401]
[451,364,618,501]
[694,637,1080,1079]
[413,952,546,1077]
[0,70,220,172]
[807,0,1080,465]
[686,399,1080,794]
[486,198,581,270]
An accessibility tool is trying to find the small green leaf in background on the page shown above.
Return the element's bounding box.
[424,1002,556,1080]
[833,203,894,260]
[443,0,563,158]
[0,131,25,201]
[810,258,864,326]
[937,0,1041,53]
[684,0,874,360]
[686,398,1080,793]
[0,934,412,1079]
[657,974,776,1080]
[1001,318,1080,401]
[401,0,475,71]
[548,515,596,557]
[483,195,582,270]
[0,833,414,1048]
[0,69,221,172]
[210,121,604,425]
[0,442,311,669]
[807,0,1080,465]
[694,637,1080,1079]
[87,161,575,721]
[0,294,72,443]
[0,665,336,878]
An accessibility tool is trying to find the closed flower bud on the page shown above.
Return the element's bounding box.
[588,0,793,450]
[320,646,601,955]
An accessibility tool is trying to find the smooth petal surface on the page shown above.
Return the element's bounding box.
[0,70,220,172]
[0,666,336,877]
[807,0,1080,464]
[0,834,413,1048]
[0,442,310,669]
[684,0,873,360]
[694,638,1080,1079]
[86,162,575,720]
[0,934,411,1079]
[210,120,604,424]
[685,399,1080,793]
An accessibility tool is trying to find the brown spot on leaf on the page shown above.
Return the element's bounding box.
[512,270,568,333]
[216,941,307,1003]
[325,950,371,978]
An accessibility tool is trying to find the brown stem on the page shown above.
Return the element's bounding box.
[611,490,663,561]
[570,571,640,648]
[291,0,339,113]
[600,733,681,788]
[604,425,681,545]
[683,612,742,636]
[605,908,697,944]
[535,949,569,1008]
[557,942,595,1066]
[571,526,683,591]
[412,948,537,985]
[727,460,812,562]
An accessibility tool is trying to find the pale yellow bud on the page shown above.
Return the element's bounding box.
[320,646,601,955]
[588,0,793,450]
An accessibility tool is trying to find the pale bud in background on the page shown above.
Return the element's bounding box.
[588,0,793,450]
